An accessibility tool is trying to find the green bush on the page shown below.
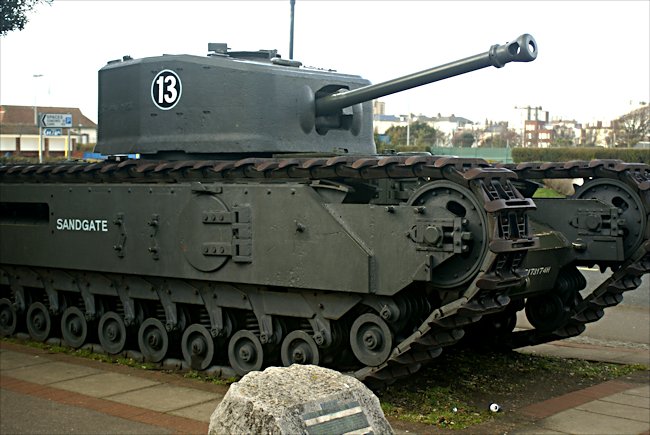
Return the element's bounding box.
[76,142,95,152]
[512,147,649,164]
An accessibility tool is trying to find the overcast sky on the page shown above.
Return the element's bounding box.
[1,1,648,125]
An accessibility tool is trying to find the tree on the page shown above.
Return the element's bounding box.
[1,0,51,36]
[452,131,475,148]
[612,105,649,147]
[483,129,519,148]
[551,125,575,147]
[384,124,407,147]
[384,121,440,148]
[582,126,599,147]
[412,122,438,147]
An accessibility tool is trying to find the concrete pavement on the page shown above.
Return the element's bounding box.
[515,379,649,434]
[1,339,649,435]
[1,342,226,434]
[517,335,649,366]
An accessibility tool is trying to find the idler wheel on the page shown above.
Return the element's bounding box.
[350,313,393,367]
[280,330,320,366]
[406,181,489,289]
[98,311,127,354]
[181,324,216,371]
[525,294,569,333]
[61,307,89,348]
[228,330,264,375]
[138,318,169,363]
[26,302,53,342]
[0,298,17,337]
[574,179,647,257]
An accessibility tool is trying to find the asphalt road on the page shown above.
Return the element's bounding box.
[578,267,649,345]
[517,267,649,346]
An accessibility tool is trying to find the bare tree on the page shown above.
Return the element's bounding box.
[581,126,599,147]
[612,105,650,147]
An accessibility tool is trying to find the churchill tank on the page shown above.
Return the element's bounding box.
[0,34,647,386]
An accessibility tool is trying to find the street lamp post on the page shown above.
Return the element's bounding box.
[33,74,44,162]
[289,0,296,59]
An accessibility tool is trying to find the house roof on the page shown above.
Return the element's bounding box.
[373,114,401,122]
[435,115,473,124]
[0,105,97,135]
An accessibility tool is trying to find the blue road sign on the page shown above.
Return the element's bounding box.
[44,128,63,136]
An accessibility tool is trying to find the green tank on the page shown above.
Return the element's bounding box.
[0,34,647,386]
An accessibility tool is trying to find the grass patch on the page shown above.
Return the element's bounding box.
[533,187,565,198]
[183,369,236,386]
[2,336,237,384]
[2,336,158,370]
[377,347,647,430]
[380,384,489,429]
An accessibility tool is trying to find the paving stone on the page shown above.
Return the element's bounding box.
[577,399,650,423]
[50,372,161,398]
[0,389,173,434]
[0,350,51,371]
[600,391,650,408]
[541,408,649,435]
[105,383,220,413]
[4,361,100,385]
[511,425,566,435]
[516,340,650,366]
[624,384,650,398]
[169,399,224,422]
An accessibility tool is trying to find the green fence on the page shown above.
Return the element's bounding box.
[429,147,513,163]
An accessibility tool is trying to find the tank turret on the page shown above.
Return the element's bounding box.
[96,34,536,159]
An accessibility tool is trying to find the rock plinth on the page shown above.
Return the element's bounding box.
[208,364,393,435]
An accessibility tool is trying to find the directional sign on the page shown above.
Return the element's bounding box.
[44,128,63,136]
[40,113,72,128]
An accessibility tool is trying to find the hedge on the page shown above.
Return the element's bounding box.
[512,147,649,164]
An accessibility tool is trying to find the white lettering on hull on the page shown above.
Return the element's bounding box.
[56,218,109,232]
[525,266,552,276]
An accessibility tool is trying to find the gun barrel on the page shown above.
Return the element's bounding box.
[315,34,537,116]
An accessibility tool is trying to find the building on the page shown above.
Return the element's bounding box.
[581,121,613,147]
[523,119,553,148]
[372,114,408,135]
[429,113,473,138]
[515,106,550,147]
[549,119,582,147]
[372,102,474,147]
[0,105,97,157]
[372,100,386,116]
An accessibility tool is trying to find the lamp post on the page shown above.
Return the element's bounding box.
[289,0,295,59]
[32,74,43,125]
[32,74,44,162]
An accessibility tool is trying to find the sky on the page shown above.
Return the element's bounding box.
[1,0,648,126]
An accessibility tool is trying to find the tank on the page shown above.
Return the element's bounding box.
[0,34,648,386]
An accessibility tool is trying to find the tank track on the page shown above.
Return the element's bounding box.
[0,155,547,385]
[494,160,650,349]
